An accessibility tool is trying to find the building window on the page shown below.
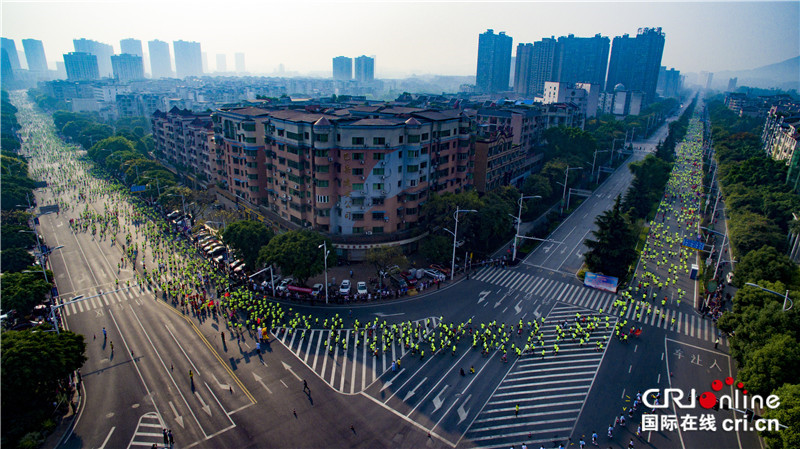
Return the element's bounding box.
[352,183,364,191]
[352,213,364,221]
[352,137,364,145]
[372,226,384,234]
[352,227,363,234]
[352,168,364,176]
[406,207,418,215]
[352,197,364,206]
[372,153,384,160]
[315,134,328,142]
[407,165,418,173]
[315,179,329,187]
[408,135,420,143]
[316,195,329,203]
[372,212,384,220]
[277,129,284,137]
[315,165,329,173]
[372,183,384,190]
[352,152,365,160]
[373,197,384,205]
[373,137,386,146]
[374,168,385,175]
[421,133,429,141]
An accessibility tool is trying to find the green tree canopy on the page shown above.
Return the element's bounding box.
[420,235,451,265]
[583,194,638,279]
[736,333,800,397]
[761,383,800,449]
[728,209,786,256]
[1,330,86,447]
[257,230,334,285]
[1,248,35,273]
[733,245,797,287]
[0,272,52,315]
[365,247,407,280]
[221,220,274,269]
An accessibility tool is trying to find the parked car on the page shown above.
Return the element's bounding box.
[356,281,368,295]
[276,277,294,293]
[429,264,450,276]
[339,279,351,295]
[166,210,181,221]
[312,283,325,297]
[389,274,407,289]
[423,268,445,281]
[400,272,418,285]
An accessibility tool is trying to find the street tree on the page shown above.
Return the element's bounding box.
[420,235,451,265]
[761,383,800,449]
[728,209,785,256]
[1,329,86,447]
[737,333,800,397]
[1,248,35,273]
[258,230,335,285]
[221,220,274,269]
[0,272,52,315]
[366,247,407,282]
[733,245,797,287]
[1,224,36,250]
[583,195,637,279]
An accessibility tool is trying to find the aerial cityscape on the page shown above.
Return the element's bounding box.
[1,1,799,449]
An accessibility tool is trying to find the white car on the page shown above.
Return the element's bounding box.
[339,279,351,295]
[423,269,445,281]
[276,277,294,293]
[356,281,368,295]
[312,283,324,297]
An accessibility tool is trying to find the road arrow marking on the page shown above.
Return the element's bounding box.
[543,244,552,253]
[494,298,503,308]
[477,291,490,304]
[210,372,231,392]
[403,377,427,402]
[374,312,405,318]
[533,304,542,318]
[514,301,522,314]
[457,394,472,424]
[194,391,212,416]
[576,251,582,258]
[282,361,302,382]
[169,401,185,428]
[381,368,405,392]
[252,372,272,394]
[432,385,449,413]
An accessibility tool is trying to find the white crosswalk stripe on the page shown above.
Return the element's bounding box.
[126,412,165,449]
[473,267,727,346]
[464,303,615,449]
[273,317,439,393]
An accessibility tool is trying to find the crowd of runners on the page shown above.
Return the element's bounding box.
[14,91,716,448]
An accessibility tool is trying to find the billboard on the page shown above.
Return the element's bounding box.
[584,272,619,293]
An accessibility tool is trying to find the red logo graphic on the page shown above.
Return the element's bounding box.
[699,377,747,409]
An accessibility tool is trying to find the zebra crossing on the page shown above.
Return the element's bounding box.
[272,317,439,394]
[464,303,615,449]
[472,267,725,345]
[127,412,166,449]
[62,285,148,316]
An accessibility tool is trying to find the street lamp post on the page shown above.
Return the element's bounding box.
[512,193,541,261]
[560,166,584,216]
[591,150,610,184]
[745,282,794,312]
[700,226,729,281]
[611,138,625,163]
[450,207,477,280]
[18,230,62,283]
[318,241,330,304]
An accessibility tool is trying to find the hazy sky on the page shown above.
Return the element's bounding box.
[2,1,798,77]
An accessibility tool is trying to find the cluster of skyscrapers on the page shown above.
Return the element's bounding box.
[2,36,249,83]
[477,27,676,111]
[332,55,375,82]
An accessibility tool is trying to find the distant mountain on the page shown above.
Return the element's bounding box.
[712,56,800,90]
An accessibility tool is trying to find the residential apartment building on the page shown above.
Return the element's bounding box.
[151,107,216,184]
[354,56,374,83]
[73,38,114,77]
[63,52,99,81]
[120,38,144,57]
[332,56,352,80]
[656,66,682,98]
[2,38,21,71]
[212,107,271,204]
[476,29,513,94]
[554,34,609,88]
[762,105,800,192]
[473,126,529,194]
[111,53,145,82]
[173,40,203,79]
[605,28,665,105]
[543,81,600,118]
[22,39,48,72]
[148,40,172,79]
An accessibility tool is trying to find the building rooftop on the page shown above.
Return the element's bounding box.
[348,118,406,127]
